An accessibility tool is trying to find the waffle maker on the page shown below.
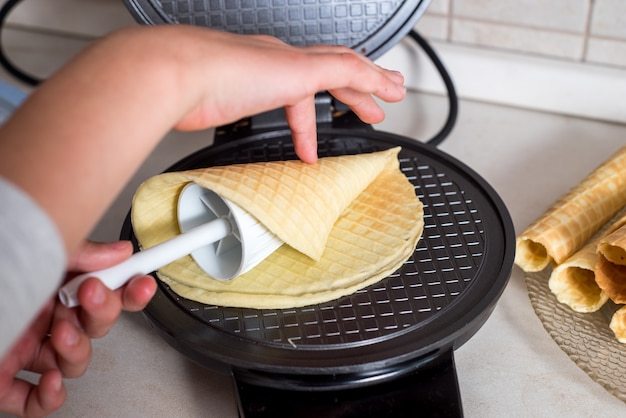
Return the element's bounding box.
[120,1,516,416]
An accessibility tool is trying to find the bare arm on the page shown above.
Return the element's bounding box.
[0,25,405,258]
[0,26,405,416]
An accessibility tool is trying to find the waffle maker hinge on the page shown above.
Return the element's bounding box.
[250,93,334,131]
[214,92,366,146]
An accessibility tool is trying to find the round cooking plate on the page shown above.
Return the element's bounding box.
[121,127,515,386]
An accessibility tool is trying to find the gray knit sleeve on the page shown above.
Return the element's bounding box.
[0,177,66,358]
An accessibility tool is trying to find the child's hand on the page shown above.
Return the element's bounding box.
[146,28,407,163]
[0,241,156,417]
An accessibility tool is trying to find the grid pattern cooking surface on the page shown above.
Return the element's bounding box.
[152,0,404,48]
[167,137,487,348]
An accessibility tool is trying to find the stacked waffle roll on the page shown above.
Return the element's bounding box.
[515,145,626,342]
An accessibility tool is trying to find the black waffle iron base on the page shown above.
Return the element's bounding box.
[120,109,515,417]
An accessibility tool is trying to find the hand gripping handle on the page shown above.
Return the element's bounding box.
[58,218,231,308]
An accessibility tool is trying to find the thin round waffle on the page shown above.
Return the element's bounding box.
[132,148,424,309]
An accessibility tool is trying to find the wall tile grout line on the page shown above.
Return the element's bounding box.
[582,0,595,62]
[446,0,453,42]
[447,15,590,37]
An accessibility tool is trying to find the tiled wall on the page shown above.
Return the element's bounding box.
[2,0,624,123]
[418,0,626,69]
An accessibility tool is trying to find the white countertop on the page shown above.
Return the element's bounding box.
[5,90,626,417]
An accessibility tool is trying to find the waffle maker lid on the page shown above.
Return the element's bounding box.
[121,1,514,416]
[123,0,432,60]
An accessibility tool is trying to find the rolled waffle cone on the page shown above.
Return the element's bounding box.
[548,214,626,312]
[131,147,424,309]
[595,223,626,304]
[548,211,626,312]
[135,147,400,261]
[515,146,626,272]
[548,240,608,313]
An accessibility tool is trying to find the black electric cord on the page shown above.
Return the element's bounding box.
[407,30,458,147]
[0,0,42,86]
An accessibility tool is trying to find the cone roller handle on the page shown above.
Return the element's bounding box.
[58,217,231,308]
